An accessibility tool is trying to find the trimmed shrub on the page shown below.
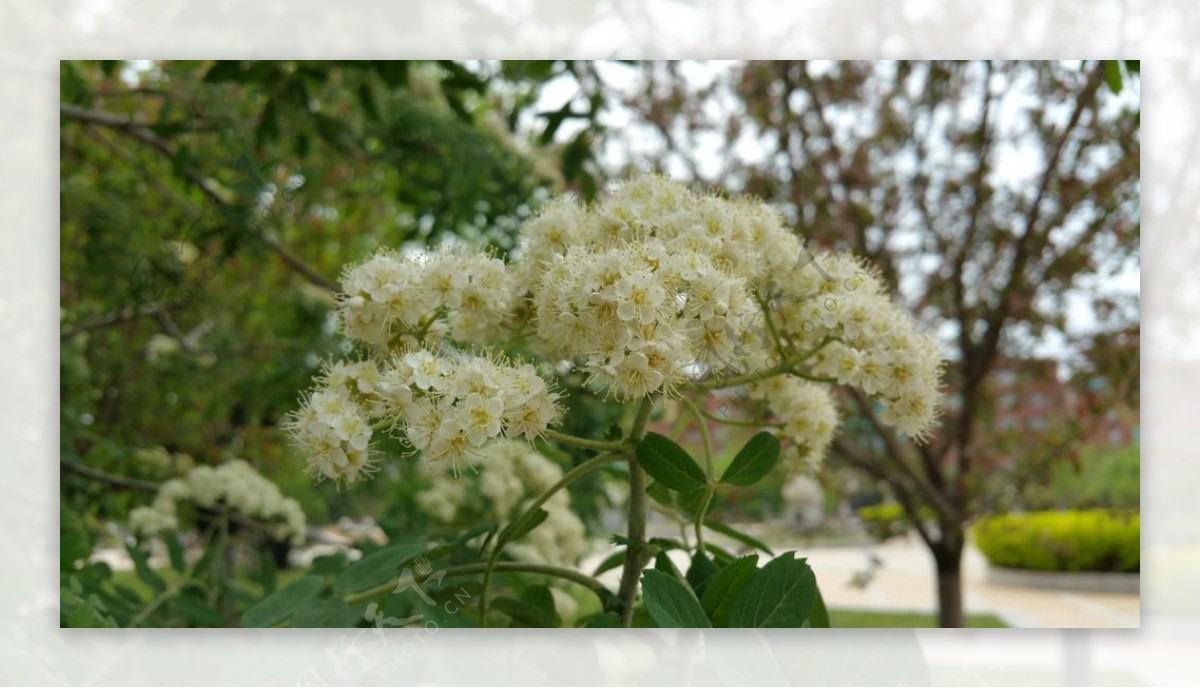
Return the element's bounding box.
[973,510,1139,573]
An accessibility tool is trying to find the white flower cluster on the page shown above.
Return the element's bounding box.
[338,246,516,349]
[790,254,945,442]
[128,460,307,545]
[515,175,944,444]
[751,376,840,472]
[292,173,943,483]
[419,440,588,568]
[289,351,559,483]
[521,183,772,400]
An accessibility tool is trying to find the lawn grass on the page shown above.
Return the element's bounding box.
[830,608,1008,628]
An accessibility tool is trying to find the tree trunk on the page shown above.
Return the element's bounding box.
[932,534,965,628]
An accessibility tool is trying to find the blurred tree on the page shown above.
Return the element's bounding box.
[598,60,1139,626]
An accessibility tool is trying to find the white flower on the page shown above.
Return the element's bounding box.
[406,350,448,391]
[129,460,307,545]
[614,270,667,325]
[458,392,505,447]
[605,350,664,399]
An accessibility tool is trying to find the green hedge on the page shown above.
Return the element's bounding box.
[973,510,1139,573]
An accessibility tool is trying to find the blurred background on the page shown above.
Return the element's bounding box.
[59,60,1140,629]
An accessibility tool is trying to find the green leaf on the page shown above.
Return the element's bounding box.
[501,508,549,544]
[494,586,559,628]
[60,506,92,572]
[648,537,687,552]
[190,541,219,577]
[357,81,380,123]
[592,548,627,577]
[584,611,621,628]
[677,486,708,515]
[702,519,775,555]
[1104,60,1123,95]
[171,591,226,627]
[654,551,683,579]
[124,543,165,593]
[310,552,350,576]
[333,542,426,594]
[166,534,186,573]
[520,585,561,626]
[477,526,500,558]
[646,481,676,508]
[728,552,818,628]
[686,551,719,597]
[291,598,360,628]
[636,432,707,492]
[641,569,712,628]
[492,596,551,627]
[257,549,278,594]
[703,542,738,566]
[203,60,247,84]
[453,523,497,545]
[720,432,781,487]
[241,576,325,628]
[807,585,831,628]
[373,60,410,88]
[256,98,280,146]
[700,554,759,627]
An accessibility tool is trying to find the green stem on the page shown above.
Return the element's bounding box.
[790,372,839,384]
[691,361,790,392]
[208,511,229,607]
[129,581,184,628]
[478,451,620,625]
[794,335,835,364]
[617,396,655,627]
[679,396,714,478]
[758,296,795,367]
[679,397,718,556]
[693,485,716,555]
[697,407,782,428]
[542,429,629,453]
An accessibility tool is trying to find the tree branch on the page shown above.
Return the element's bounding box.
[955,64,1105,497]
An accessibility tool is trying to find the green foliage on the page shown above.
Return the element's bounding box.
[719,431,781,487]
[700,554,759,627]
[1019,444,1140,511]
[241,575,326,627]
[290,598,360,628]
[640,570,712,628]
[640,552,825,628]
[60,59,557,542]
[727,552,817,628]
[700,520,774,555]
[636,432,707,491]
[332,542,425,594]
[973,510,1140,573]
